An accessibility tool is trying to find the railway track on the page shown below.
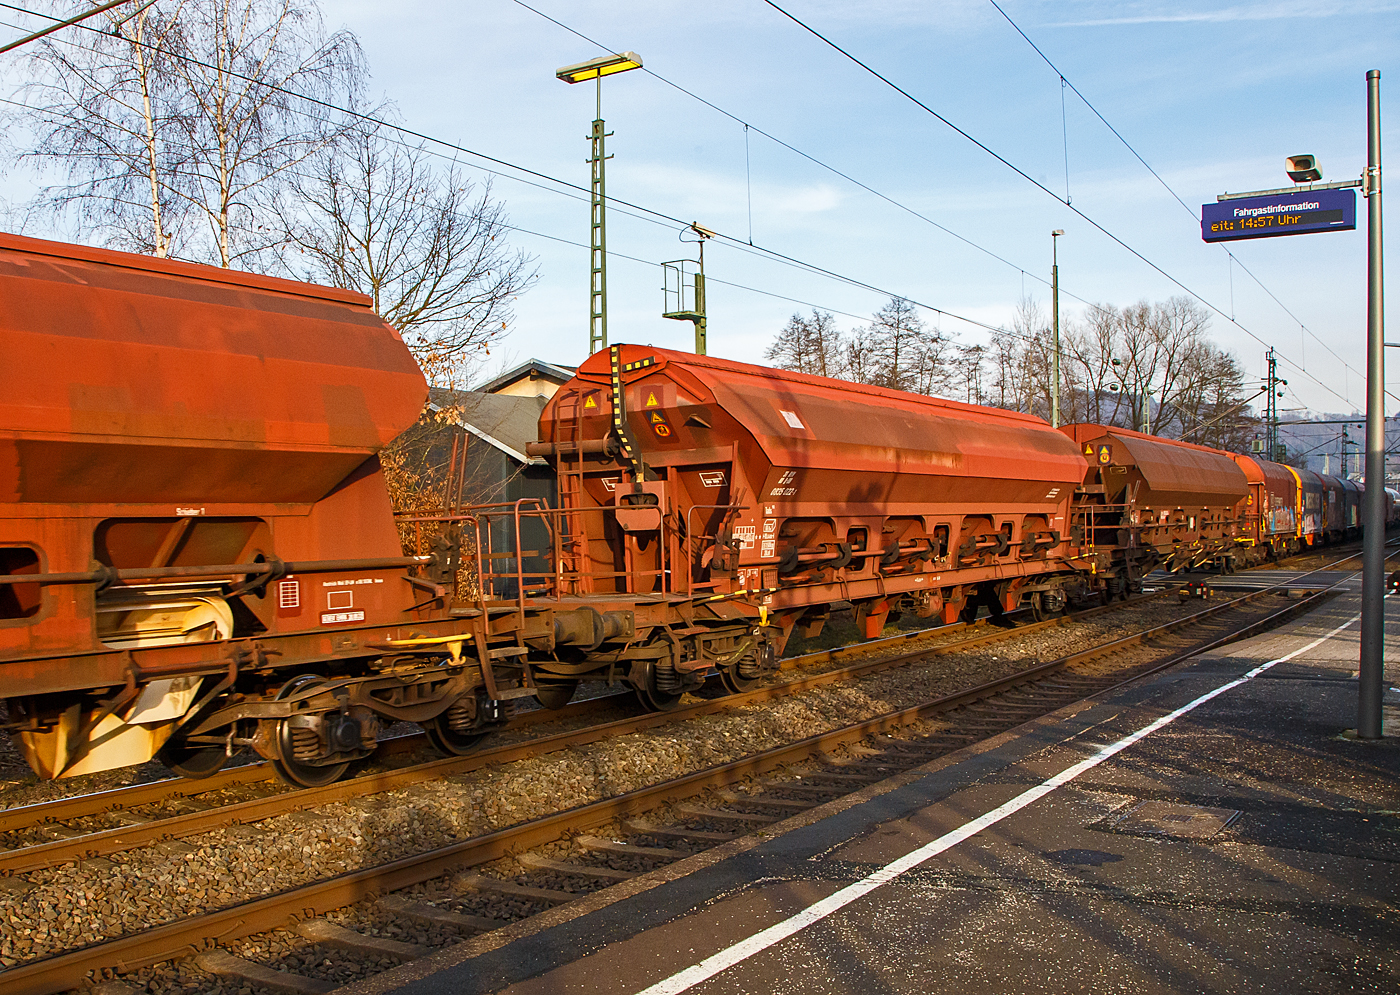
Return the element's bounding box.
[0,590,1167,871]
[2,597,1088,822]
[6,531,1373,846]
[0,573,1340,995]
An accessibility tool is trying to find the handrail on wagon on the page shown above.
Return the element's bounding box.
[0,555,432,587]
[683,503,747,598]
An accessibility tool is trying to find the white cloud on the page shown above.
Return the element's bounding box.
[1048,0,1400,27]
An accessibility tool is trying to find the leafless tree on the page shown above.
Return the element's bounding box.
[165,0,368,267]
[11,1,190,255]
[276,126,537,386]
[988,325,1025,410]
[907,326,957,397]
[1064,303,1128,425]
[8,0,369,268]
[979,294,1251,441]
[765,298,967,397]
[842,334,880,386]
[867,297,929,391]
[765,309,844,379]
[984,297,1051,416]
[954,343,986,404]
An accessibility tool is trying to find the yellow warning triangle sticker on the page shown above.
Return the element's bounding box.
[1083,443,1094,456]
[584,396,597,409]
[650,411,665,423]
[645,392,659,407]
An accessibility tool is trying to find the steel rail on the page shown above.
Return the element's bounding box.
[0,590,1163,836]
[0,592,1170,867]
[0,582,1332,995]
[0,692,631,833]
[6,529,1371,835]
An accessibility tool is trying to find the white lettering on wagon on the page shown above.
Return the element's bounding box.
[769,470,798,498]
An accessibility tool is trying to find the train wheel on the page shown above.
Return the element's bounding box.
[422,716,490,756]
[1029,592,1045,622]
[718,666,759,695]
[272,754,348,788]
[634,659,683,710]
[157,736,228,779]
[270,675,349,788]
[958,602,979,624]
[533,678,579,710]
[636,685,684,711]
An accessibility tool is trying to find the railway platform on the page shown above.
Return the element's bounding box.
[339,585,1400,995]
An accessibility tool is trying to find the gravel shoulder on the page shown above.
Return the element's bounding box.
[0,591,1267,987]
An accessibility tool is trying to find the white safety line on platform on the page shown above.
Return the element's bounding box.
[634,605,1368,995]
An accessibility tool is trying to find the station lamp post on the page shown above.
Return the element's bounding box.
[1360,70,1386,740]
[556,51,643,356]
[1051,230,1064,427]
[1200,71,1384,739]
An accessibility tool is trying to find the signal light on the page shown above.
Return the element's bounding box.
[1285,154,1322,183]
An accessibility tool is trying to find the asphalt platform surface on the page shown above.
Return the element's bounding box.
[342,576,1400,995]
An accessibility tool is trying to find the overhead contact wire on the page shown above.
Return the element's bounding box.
[505,0,1076,305]
[984,0,1367,396]
[760,0,1358,411]
[0,2,1007,340]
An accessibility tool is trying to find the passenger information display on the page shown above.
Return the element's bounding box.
[1201,188,1356,242]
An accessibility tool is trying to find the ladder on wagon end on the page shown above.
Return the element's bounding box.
[554,388,597,594]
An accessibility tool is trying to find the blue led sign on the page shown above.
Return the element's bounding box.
[1201,188,1356,242]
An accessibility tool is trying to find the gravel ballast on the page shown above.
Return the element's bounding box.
[0,592,1296,991]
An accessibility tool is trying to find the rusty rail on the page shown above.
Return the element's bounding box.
[0,581,1337,995]
[0,590,1171,848]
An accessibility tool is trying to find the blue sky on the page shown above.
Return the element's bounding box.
[332,0,1398,413]
[9,0,1399,412]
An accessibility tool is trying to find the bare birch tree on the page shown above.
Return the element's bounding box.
[12,1,190,255]
[954,343,986,404]
[166,0,367,267]
[983,294,1249,439]
[7,0,369,268]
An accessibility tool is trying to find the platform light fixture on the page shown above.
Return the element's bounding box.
[556,51,643,84]
[556,51,643,356]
